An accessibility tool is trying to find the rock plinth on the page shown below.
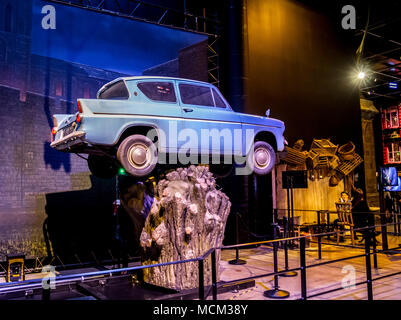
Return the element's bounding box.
[139,165,231,290]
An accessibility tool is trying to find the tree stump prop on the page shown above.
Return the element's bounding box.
[139,165,231,290]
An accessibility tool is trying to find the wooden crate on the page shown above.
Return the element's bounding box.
[283,146,307,165]
[306,150,319,169]
[310,139,338,156]
[317,156,329,168]
[329,155,340,170]
[336,154,363,176]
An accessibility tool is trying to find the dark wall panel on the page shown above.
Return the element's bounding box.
[245,0,362,149]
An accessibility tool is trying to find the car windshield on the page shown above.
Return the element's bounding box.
[98,80,129,100]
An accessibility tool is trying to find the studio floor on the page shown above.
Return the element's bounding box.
[217,233,401,300]
[2,231,401,300]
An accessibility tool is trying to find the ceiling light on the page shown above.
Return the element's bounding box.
[358,72,365,79]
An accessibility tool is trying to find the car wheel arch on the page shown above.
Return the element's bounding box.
[254,130,277,151]
[115,124,160,147]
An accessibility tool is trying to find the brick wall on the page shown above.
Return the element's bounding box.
[142,40,208,82]
[179,40,208,82]
[0,85,116,259]
[142,59,179,77]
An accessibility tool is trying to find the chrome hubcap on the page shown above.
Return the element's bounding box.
[128,143,150,169]
[254,147,270,168]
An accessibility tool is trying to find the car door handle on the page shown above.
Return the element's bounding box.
[183,108,193,113]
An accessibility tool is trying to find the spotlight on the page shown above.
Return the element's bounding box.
[118,168,126,175]
[357,71,365,79]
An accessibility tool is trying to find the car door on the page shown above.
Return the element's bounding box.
[87,79,183,153]
[126,79,183,153]
[177,81,242,157]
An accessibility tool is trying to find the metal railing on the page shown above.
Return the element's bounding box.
[1,216,401,300]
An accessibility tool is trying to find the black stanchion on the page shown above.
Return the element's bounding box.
[317,211,322,260]
[326,211,331,240]
[364,230,373,300]
[300,237,307,300]
[229,212,246,265]
[372,234,378,270]
[42,286,50,300]
[380,213,389,251]
[211,250,217,300]
[280,218,298,277]
[280,214,297,277]
[198,259,205,300]
[263,223,290,299]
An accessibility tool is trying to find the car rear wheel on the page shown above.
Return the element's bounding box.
[87,154,119,179]
[250,141,276,175]
[117,134,158,177]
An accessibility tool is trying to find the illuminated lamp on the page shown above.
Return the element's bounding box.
[357,71,365,79]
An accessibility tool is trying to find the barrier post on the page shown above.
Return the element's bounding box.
[300,237,307,300]
[380,213,389,251]
[263,224,290,299]
[198,259,205,300]
[364,230,373,300]
[211,250,217,300]
[42,286,50,300]
[372,234,378,270]
[317,211,322,260]
[280,214,297,277]
[229,212,246,265]
[326,211,331,240]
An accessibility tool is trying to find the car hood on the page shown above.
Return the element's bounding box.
[238,112,285,128]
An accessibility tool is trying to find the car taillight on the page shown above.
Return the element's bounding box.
[51,127,57,135]
[76,114,82,123]
[77,100,82,113]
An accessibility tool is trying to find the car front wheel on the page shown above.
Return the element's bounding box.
[251,141,276,175]
[117,134,158,177]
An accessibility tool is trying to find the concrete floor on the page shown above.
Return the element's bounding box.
[216,233,401,300]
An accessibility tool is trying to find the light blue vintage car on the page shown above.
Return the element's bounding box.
[50,76,285,178]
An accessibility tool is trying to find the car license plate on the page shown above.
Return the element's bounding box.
[63,125,75,137]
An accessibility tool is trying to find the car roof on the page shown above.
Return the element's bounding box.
[102,76,213,89]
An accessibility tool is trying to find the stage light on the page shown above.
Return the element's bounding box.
[389,82,398,89]
[357,71,365,79]
[118,168,126,175]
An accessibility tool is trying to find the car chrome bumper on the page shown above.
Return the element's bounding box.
[50,130,86,150]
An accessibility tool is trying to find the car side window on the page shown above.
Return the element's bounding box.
[98,80,129,100]
[212,89,227,108]
[137,82,176,103]
[179,84,214,107]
